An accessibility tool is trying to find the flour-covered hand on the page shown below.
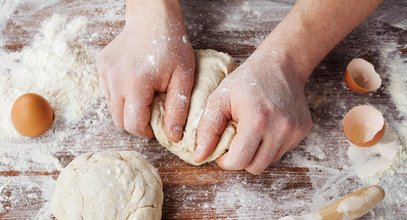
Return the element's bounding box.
[96,0,194,141]
[195,46,312,175]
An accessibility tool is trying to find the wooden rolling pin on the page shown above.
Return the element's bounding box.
[279,185,385,220]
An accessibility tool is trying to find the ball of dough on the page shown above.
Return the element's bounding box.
[150,49,237,165]
[51,150,163,220]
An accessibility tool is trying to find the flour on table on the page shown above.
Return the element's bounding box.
[151,49,236,165]
[303,127,326,160]
[0,14,101,171]
[380,42,407,176]
[347,124,407,183]
[0,0,21,46]
[214,182,276,219]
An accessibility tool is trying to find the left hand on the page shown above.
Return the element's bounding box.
[194,46,312,175]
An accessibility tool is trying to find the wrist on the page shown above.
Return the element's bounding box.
[125,0,182,23]
[254,35,311,86]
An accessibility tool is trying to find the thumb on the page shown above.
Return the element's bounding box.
[195,93,230,163]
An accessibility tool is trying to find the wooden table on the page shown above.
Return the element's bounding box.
[1,0,406,219]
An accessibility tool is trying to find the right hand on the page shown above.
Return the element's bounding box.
[96,0,195,141]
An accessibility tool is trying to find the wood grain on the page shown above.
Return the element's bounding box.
[1,0,406,219]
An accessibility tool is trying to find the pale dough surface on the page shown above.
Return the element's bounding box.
[51,150,163,220]
[151,49,236,165]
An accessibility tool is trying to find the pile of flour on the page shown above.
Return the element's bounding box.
[0,14,101,171]
[347,124,407,182]
[0,12,106,216]
[0,14,100,138]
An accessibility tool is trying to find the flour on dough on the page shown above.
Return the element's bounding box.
[151,49,236,165]
[51,150,163,220]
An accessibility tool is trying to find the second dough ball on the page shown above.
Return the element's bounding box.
[51,150,163,220]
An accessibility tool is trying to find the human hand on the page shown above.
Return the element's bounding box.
[96,1,195,141]
[195,46,312,175]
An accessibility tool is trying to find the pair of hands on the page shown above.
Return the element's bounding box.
[96,1,312,175]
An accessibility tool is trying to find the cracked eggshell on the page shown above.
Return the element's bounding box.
[342,105,385,147]
[11,93,54,137]
[344,58,382,94]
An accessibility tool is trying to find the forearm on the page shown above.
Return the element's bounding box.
[263,0,382,83]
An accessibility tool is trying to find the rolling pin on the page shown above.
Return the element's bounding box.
[279,185,385,220]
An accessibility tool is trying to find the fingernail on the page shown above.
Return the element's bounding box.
[171,125,183,140]
[173,125,182,133]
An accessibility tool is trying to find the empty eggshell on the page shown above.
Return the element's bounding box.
[342,105,385,147]
[344,58,382,94]
[11,93,54,137]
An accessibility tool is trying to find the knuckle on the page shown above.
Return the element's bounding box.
[281,119,295,134]
[253,110,269,129]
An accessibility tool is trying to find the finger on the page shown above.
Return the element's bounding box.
[195,95,230,163]
[123,86,155,138]
[273,127,310,162]
[216,118,262,171]
[244,136,282,175]
[273,138,302,163]
[99,76,111,109]
[164,67,194,142]
[110,95,125,128]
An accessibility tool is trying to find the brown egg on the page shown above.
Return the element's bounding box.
[344,58,382,94]
[11,93,54,137]
[342,105,385,147]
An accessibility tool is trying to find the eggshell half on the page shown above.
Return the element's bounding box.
[342,105,385,147]
[344,58,382,94]
[11,93,54,137]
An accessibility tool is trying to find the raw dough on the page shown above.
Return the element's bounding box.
[51,150,163,220]
[151,49,236,165]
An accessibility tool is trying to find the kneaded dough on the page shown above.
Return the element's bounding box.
[51,150,163,220]
[151,49,236,165]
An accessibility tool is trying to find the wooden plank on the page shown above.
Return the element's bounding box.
[0,0,406,219]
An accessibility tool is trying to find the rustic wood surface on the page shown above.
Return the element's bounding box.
[1,0,406,219]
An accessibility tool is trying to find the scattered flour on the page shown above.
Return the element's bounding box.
[214,182,276,219]
[177,93,187,102]
[278,214,321,220]
[0,0,21,46]
[218,1,291,31]
[182,35,188,44]
[0,180,11,213]
[0,176,55,216]
[347,124,407,183]
[147,54,156,65]
[379,43,407,176]
[303,127,326,160]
